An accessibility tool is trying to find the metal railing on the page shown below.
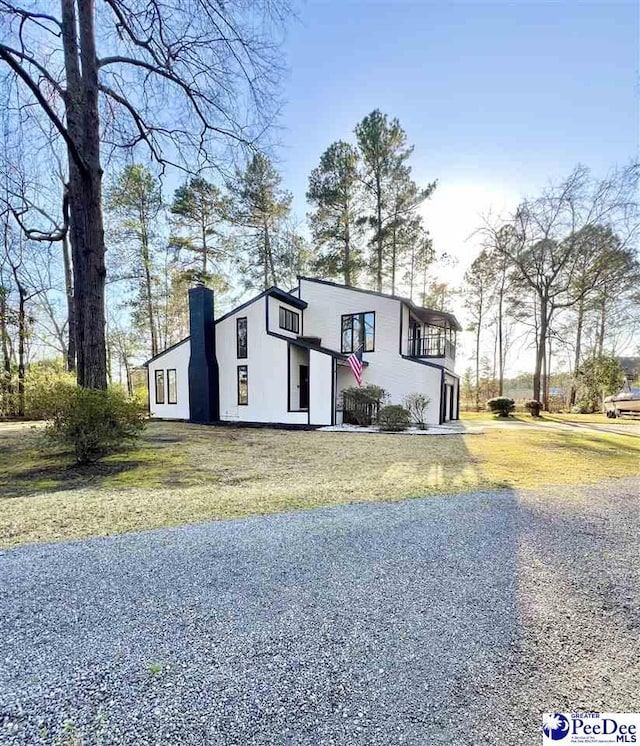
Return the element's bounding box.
[408,335,455,359]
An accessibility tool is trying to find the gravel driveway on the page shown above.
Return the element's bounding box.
[1,478,639,745]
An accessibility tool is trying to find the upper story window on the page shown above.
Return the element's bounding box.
[341,312,375,353]
[155,370,165,404]
[237,317,247,358]
[279,306,299,334]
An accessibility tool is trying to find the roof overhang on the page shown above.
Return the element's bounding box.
[267,287,307,310]
[408,305,462,331]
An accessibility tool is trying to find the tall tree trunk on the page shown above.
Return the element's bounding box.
[533,294,547,406]
[61,228,76,372]
[546,331,552,410]
[474,291,483,411]
[596,293,607,357]
[62,0,107,390]
[15,282,26,417]
[264,221,276,288]
[375,173,383,292]
[497,269,505,396]
[569,295,584,406]
[201,209,208,276]
[408,245,415,301]
[141,235,158,357]
[344,203,351,286]
[0,287,12,411]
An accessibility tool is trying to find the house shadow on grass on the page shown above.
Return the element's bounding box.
[0,422,194,499]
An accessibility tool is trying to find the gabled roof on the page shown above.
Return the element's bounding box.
[215,286,306,325]
[297,276,463,332]
[143,336,189,367]
[143,286,306,366]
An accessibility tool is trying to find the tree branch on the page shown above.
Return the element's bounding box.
[0,46,87,173]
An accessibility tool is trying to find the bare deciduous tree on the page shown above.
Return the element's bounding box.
[0,0,287,388]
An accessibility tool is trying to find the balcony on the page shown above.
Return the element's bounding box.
[408,333,456,360]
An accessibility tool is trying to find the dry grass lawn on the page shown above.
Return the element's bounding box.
[1,420,638,548]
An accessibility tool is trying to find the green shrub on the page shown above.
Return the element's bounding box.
[377,404,411,432]
[341,385,389,426]
[24,360,76,419]
[572,400,593,414]
[525,399,542,417]
[486,396,515,417]
[403,392,430,429]
[43,385,147,463]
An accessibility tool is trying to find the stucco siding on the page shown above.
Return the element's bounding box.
[148,339,191,420]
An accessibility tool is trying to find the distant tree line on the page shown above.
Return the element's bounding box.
[462,165,640,411]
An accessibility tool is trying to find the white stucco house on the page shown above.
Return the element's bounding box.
[145,277,461,427]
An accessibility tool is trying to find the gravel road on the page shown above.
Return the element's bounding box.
[1,478,639,745]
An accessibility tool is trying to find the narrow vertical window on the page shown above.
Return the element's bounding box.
[155,370,165,404]
[237,317,248,358]
[237,365,248,405]
[167,369,177,404]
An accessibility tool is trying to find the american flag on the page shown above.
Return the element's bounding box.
[346,346,364,386]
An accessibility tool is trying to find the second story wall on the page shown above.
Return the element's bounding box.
[300,278,401,358]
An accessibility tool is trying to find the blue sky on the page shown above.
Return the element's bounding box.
[277,0,639,277]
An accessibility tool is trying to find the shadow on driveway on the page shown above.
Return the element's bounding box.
[0,477,638,745]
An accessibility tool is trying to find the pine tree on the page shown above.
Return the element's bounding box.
[355,110,435,292]
[307,141,361,285]
[106,165,163,357]
[229,154,292,290]
[169,177,230,285]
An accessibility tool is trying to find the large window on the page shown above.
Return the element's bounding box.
[279,306,299,334]
[155,370,165,404]
[341,312,375,353]
[167,369,177,404]
[237,365,248,405]
[237,317,248,358]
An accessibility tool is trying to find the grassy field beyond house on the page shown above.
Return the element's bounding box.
[1,420,639,548]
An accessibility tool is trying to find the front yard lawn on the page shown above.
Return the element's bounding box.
[1,420,639,548]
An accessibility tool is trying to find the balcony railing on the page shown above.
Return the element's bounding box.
[408,334,455,359]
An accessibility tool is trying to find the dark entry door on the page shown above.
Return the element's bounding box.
[299,365,309,409]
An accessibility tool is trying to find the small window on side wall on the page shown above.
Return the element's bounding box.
[237,365,248,405]
[167,369,177,404]
[155,370,165,404]
[279,306,299,334]
[237,317,248,358]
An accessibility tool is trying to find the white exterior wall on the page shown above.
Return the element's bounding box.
[308,350,333,426]
[215,296,307,425]
[148,339,191,420]
[300,279,444,424]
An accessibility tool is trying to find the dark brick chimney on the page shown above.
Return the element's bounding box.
[188,284,219,422]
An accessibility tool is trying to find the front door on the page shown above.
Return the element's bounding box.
[299,365,309,409]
